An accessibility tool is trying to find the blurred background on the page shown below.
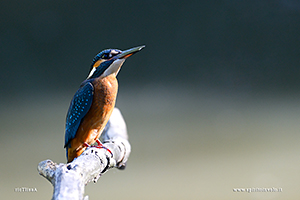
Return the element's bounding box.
[1,1,300,199]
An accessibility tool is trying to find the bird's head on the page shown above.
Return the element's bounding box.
[87,45,145,79]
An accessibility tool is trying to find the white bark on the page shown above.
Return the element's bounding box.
[37,108,131,200]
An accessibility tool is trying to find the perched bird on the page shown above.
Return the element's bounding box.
[64,45,145,163]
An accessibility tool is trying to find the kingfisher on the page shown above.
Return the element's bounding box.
[64,45,145,163]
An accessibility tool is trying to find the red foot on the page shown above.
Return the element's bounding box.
[94,139,113,157]
[83,142,90,148]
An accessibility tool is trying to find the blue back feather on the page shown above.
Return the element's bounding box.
[64,82,94,153]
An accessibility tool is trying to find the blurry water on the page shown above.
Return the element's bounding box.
[1,86,300,200]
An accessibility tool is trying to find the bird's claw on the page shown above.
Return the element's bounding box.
[83,142,90,148]
[93,139,113,157]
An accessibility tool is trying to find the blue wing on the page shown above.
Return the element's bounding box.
[64,82,94,148]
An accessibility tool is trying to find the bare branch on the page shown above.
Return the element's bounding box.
[37,108,131,200]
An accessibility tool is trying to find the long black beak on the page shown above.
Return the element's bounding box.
[117,45,145,59]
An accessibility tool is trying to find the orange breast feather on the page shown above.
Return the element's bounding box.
[67,74,118,162]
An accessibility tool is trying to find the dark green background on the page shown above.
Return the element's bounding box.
[1,1,300,199]
[1,1,300,97]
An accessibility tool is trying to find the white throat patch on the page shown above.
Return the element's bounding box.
[101,59,125,78]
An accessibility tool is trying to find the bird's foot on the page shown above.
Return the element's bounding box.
[83,142,90,148]
[93,139,113,157]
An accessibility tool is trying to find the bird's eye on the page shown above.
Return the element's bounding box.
[102,54,108,59]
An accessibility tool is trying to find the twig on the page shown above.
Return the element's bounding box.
[37,108,131,200]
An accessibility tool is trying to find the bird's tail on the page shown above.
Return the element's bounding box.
[65,147,69,160]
